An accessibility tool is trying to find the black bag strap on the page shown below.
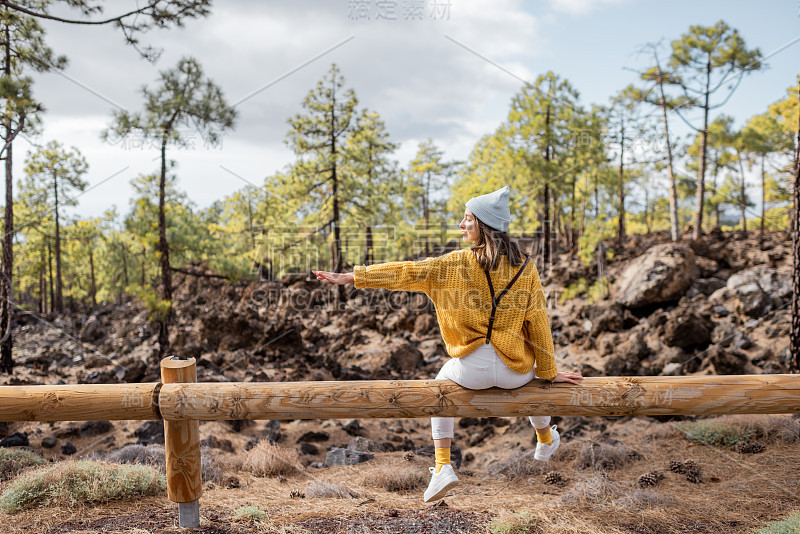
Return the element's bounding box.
[483,255,530,344]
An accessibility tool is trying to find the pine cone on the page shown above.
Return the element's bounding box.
[289,489,305,499]
[544,471,563,484]
[669,459,684,473]
[735,441,765,454]
[685,467,702,484]
[683,459,699,471]
[638,471,663,488]
[403,451,415,461]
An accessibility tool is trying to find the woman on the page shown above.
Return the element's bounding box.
[313,185,582,502]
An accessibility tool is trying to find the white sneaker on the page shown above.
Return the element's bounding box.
[423,464,459,502]
[534,425,560,461]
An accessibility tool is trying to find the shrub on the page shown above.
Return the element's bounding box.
[306,480,359,499]
[675,419,756,448]
[360,465,426,492]
[753,512,800,534]
[233,440,300,477]
[575,441,630,471]
[486,450,547,480]
[561,473,624,506]
[0,460,165,512]
[489,511,538,533]
[0,448,47,481]
[587,276,610,303]
[559,278,587,304]
[232,505,266,523]
[105,443,226,484]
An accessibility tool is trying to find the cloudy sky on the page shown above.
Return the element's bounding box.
[16,0,800,224]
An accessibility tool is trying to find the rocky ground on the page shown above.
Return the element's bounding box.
[0,228,798,533]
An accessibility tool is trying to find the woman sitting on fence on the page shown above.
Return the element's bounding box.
[313,185,583,502]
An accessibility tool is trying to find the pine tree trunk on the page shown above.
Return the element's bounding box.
[760,156,766,246]
[89,245,96,308]
[790,84,800,373]
[363,226,373,265]
[658,72,680,242]
[54,175,64,313]
[617,120,626,245]
[543,103,552,272]
[47,241,53,312]
[692,59,712,241]
[39,245,46,313]
[157,134,173,360]
[0,125,13,374]
[737,155,747,235]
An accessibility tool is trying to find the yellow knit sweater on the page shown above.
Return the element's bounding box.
[353,248,557,380]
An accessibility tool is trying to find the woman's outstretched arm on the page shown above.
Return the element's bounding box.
[312,270,354,285]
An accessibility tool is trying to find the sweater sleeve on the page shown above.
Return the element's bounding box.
[353,255,445,294]
[524,264,557,380]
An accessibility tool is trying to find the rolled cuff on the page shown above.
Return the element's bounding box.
[534,360,558,381]
[353,265,367,289]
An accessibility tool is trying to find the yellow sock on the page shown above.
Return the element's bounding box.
[434,447,450,473]
[536,427,552,445]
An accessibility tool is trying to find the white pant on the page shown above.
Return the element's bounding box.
[431,343,551,439]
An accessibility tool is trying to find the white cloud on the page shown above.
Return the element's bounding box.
[544,0,631,16]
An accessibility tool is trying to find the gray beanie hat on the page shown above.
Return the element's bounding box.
[465,186,511,232]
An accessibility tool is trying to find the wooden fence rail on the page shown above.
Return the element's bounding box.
[2,374,799,422]
[1,357,798,527]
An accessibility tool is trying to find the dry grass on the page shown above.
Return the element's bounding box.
[305,479,360,499]
[574,440,631,471]
[485,450,547,480]
[0,448,47,482]
[488,510,539,533]
[228,440,302,477]
[0,460,165,512]
[105,443,227,484]
[560,472,626,505]
[358,464,427,492]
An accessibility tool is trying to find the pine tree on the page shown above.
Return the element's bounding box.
[507,72,580,271]
[405,139,457,255]
[2,0,212,62]
[285,63,357,303]
[668,20,762,240]
[0,8,65,373]
[342,109,399,265]
[21,140,88,313]
[637,42,693,241]
[103,56,237,361]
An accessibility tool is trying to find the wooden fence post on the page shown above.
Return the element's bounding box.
[160,356,202,528]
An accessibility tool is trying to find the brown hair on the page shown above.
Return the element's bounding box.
[470,216,527,271]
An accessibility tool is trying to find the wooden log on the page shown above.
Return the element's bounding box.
[160,357,202,506]
[157,374,800,420]
[0,383,159,422]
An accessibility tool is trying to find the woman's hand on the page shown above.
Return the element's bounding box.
[312,270,354,285]
[551,371,583,385]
